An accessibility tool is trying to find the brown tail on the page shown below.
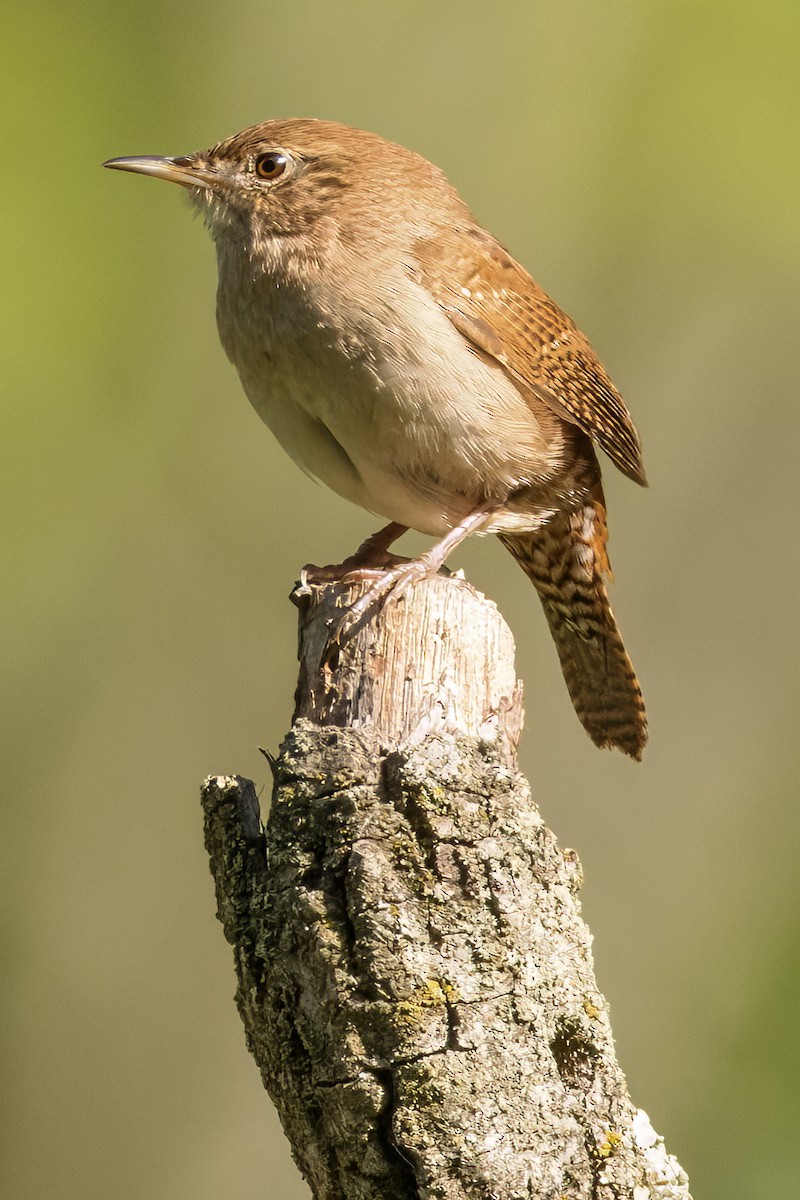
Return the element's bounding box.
[500,500,647,759]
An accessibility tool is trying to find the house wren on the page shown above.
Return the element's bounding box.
[104,119,647,758]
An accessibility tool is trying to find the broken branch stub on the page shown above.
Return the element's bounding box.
[202,573,690,1199]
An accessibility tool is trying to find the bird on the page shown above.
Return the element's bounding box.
[104,118,647,758]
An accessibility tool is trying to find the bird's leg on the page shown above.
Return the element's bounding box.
[342,521,410,574]
[302,522,409,584]
[331,506,498,645]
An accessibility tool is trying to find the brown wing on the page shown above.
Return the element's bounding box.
[411,228,647,487]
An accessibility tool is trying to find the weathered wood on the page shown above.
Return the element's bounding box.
[202,573,691,1200]
[291,572,523,763]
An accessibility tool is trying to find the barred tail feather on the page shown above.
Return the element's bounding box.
[500,501,647,759]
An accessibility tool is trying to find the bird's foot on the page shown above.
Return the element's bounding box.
[326,551,452,651]
[300,508,496,660]
[326,508,497,652]
[301,521,409,583]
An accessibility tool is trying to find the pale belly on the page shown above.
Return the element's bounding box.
[238,345,556,536]
[219,270,561,537]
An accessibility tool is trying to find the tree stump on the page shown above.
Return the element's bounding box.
[202,573,691,1200]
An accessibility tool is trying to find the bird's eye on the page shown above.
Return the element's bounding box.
[254,152,289,181]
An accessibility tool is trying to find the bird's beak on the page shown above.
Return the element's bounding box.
[102,155,217,190]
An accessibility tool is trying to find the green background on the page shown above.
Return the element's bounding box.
[4,2,799,1196]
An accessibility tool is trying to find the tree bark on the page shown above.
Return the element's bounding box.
[202,573,691,1200]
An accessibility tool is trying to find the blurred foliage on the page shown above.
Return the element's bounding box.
[3,2,799,1197]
